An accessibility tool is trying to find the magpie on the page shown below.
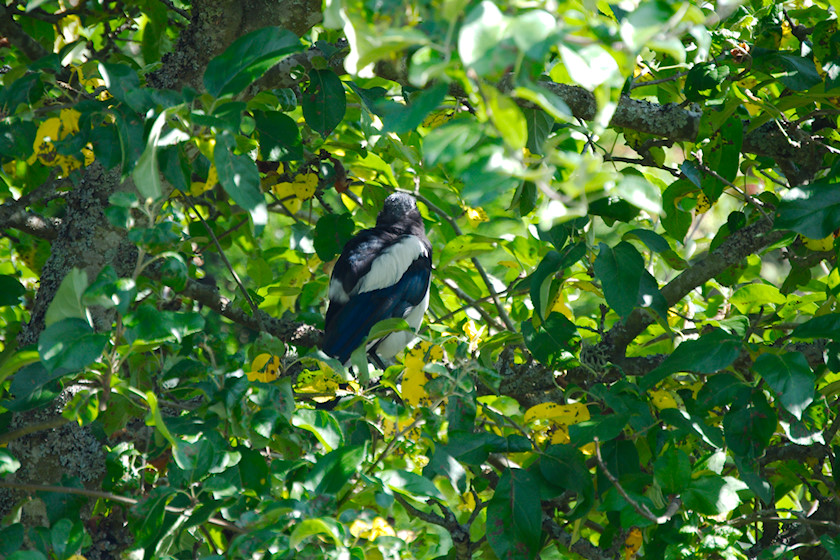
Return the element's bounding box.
[322,193,432,366]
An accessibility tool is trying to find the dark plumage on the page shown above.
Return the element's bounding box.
[322,193,432,365]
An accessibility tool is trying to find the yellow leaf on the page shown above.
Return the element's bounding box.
[550,291,575,322]
[246,353,282,382]
[273,181,303,213]
[524,402,590,425]
[549,424,570,445]
[465,206,488,227]
[624,527,642,559]
[369,517,396,539]
[402,364,433,407]
[802,235,834,252]
[349,519,371,538]
[650,389,679,410]
[695,192,711,214]
[295,363,342,402]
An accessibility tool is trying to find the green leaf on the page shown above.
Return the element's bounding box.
[682,475,746,516]
[484,85,527,150]
[131,110,168,201]
[306,445,366,495]
[654,447,691,495]
[38,318,108,373]
[124,306,205,346]
[734,456,772,504]
[641,329,742,391]
[98,63,141,108]
[0,524,24,557]
[524,108,553,154]
[381,82,448,135]
[593,241,644,319]
[254,110,303,161]
[589,196,640,225]
[775,183,840,239]
[44,268,88,327]
[659,408,724,448]
[756,52,822,91]
[292,408,343,451]
[723,393,777,458]
[313,213,355,261]
[522,313,577,366]
[132,486,178,548]
[753,352,815,420]
[204,27,301,97]
[530,250,562,320]
[730,283,786,314]
[539,445,594,519]
[558,43,619,90]
[302,69,346,138]
[439,234,497,268]
[792,313,840,339]
[213,132,266,231]
[289,518,342,549]
[684,61,730,101]
[459,1,517,76]
[379,469,444,498]
[486,469,542,560]
[7,552,47,560]
[0,275,26,306]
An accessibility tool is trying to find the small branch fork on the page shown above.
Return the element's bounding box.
[594,438,681,525]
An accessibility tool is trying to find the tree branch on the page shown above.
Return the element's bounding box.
[0,5,50,61]
[143,265,321,348]
[0,480,245,534]
[602,216,787,359]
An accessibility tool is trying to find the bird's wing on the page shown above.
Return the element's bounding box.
[323,237,431,363]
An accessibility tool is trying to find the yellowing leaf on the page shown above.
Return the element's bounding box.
[350,517,396,540]
[695,192,711,214]
[550,291,575,322]
[802,234,834,251]
[246,353,282,382]
[650,389,679,410]
[273,181,303,213]
[295,363,344,403]
[524,402,590,425]
[465,206,489,227]
[624,527,642,559]
[402,364,433,407]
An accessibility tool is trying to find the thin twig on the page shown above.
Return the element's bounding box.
[0,481,246,534]
[178,193,265,331]
[441,279,504,331]
[690,152,771,219]
[594,438,680,524]
[402,189,516,331]
[0,416,70,446]
[157,0,191,20]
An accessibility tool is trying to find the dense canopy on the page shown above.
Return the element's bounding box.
[1,0,840,559]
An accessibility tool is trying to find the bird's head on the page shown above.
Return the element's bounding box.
[376,192,421,229]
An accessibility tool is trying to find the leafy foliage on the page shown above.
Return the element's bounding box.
[1,0,840,559]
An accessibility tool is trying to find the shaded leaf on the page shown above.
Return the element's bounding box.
[753,352,815,420]
[487,469,542,560]
[204,27,301,97]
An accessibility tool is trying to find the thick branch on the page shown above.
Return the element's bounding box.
[0,208,59,239]
[0,5,50,61]
[145,267,321,348]
[602,216,787,358]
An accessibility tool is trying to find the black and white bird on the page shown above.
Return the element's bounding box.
[322,193,432,366]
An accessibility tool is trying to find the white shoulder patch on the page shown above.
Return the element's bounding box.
[329,278,349,303]
[355,236,428,295]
